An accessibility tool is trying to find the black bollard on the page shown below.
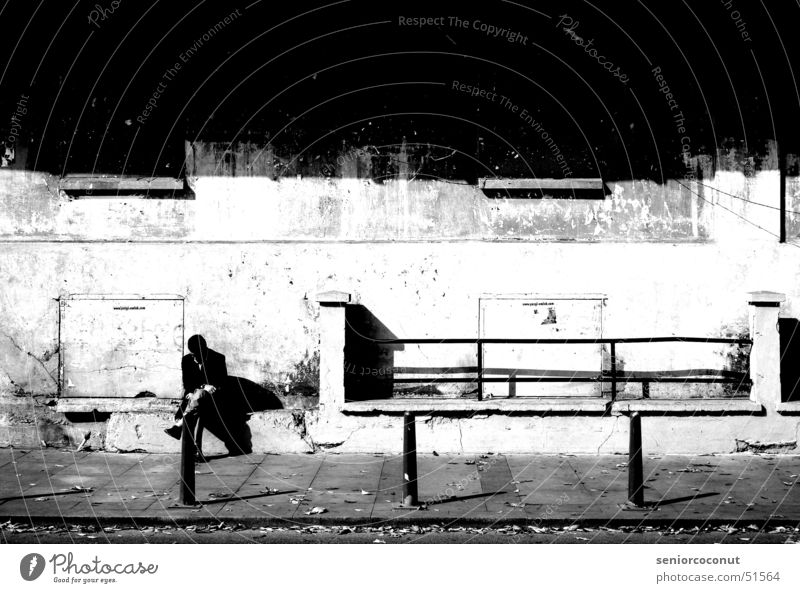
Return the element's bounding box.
[392,411,423,510]
[402,412,419,507]
[179,417,197,506]
[627,412,644,507]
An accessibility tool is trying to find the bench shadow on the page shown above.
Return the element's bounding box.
[201,375,284,456]
[424,491,510,506]
[0,490,90,504]
[651,491,719,506]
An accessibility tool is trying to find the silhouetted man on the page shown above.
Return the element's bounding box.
[164,334,228,460]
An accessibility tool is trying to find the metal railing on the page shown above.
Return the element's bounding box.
[372,336,752,401]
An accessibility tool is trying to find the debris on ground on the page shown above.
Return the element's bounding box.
[1,520,797,543]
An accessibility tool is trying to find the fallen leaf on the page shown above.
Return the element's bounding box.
[304,506,327,515]
[770,526,787,533]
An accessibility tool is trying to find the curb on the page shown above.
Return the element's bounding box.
[3,513,798,530]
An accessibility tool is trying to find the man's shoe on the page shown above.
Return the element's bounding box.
[164,425,182,440]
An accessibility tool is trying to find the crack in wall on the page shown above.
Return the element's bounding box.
[597,415,619,454]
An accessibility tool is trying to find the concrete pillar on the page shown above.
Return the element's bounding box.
[316,291,353,414]
[748,291,785,410]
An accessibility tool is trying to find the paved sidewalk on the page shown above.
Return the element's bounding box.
[1,448,798,528]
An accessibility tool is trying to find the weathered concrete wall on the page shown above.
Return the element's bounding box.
[1,238,796,394]
[0,175,708,245]
[308,413,800,455]
[1,235,798,453]
[0,242,790,389]
[1,141,797,454]
[786,154,800,244]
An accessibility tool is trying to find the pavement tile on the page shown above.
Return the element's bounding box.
[371,455,491,521]
[1,450,798,526]
[478,455,524,517]
[292,455,383,519]
[0,448,31,470]
[507,455,587,504]
[216,455,324,521]
[0,494,90,520]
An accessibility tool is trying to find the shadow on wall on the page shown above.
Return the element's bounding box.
[780,319,800,402]
[200,376,283,455]
[344,305,404,401]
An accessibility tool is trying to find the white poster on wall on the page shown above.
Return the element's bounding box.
[59,296,184,398]
[479,295,604,398]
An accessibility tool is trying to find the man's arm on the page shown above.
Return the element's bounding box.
[200,352,227,394]
[209,354,228,393]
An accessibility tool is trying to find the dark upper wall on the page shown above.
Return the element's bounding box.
[1,0,799,180]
